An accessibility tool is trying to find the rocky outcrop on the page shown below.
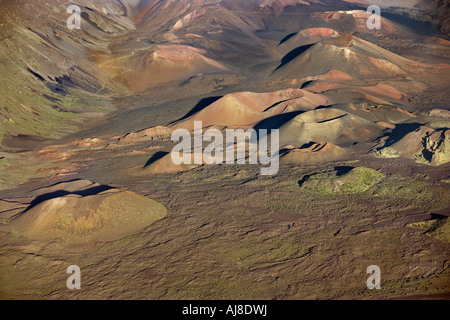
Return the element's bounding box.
[377,126,450,165]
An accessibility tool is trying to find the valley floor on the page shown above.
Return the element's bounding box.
[1,141,449,299]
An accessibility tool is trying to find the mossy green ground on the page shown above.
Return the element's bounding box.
[410,218,450,243]
[1,160,449,299]
[299,167,385,195]
[271,167,450,215]
[0,15,111,147]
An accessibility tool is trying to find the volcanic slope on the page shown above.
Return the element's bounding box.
[273,34,423,79]
[10,179,167,243]
[0,0,135,148]
[277,107,386,147]
[171,88,332,130]
[277,28,342,56]
[96,44,231,92]
[377,125,450,166]
[275,107,392,165]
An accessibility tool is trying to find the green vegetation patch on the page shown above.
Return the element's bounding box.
[427,218,450,243]
[0,19,112,147]
[410,218,450,243]
[372,174,450,210]
[295,167,450,213]
[299,167,385,195]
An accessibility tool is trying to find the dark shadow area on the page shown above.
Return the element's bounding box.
[382,11,433,36]
[275,43,315,71]
[278,32,297,45]
[317,114,346,123]
[263,99,300,112]
[24,185,114,212]
[378,123,422,150]
[279,141,325,155]
[55,73,102,94]
[27,68,45,82]
[334,166,354,176]
[171,96,223,124]
[430,213,448,220]
[253,111,304,132]
[46,82,67,95]
[298,174,312,188]
[300,141,316,149]
[422,148,433,163]
[301,80,314,89]
[426,214,449,233]
[55,75,75,89]
[298,166,355,187]
[314,105,331,110]
[144,151,169,168]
